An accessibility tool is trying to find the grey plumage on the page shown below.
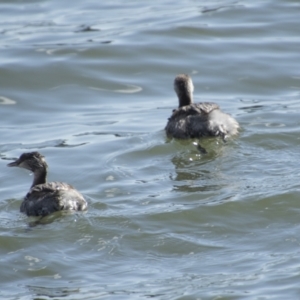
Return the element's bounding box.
[8,152,87,217]
[165,74,239,140]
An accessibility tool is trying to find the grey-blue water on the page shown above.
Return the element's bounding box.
[1,0,300,299]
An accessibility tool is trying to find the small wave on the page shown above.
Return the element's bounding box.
[0,96,16,105]
[89,84,142,94]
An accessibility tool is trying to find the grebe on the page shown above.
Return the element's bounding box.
[7,152,87,217]
[165,74,239,140]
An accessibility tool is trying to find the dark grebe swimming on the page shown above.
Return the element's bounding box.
[165,74,239,140]
[7,152,87,217]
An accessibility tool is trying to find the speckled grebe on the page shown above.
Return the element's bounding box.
[7,152,87,217]
[165,74,239,140]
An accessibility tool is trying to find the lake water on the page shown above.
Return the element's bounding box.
[1,0,300,299]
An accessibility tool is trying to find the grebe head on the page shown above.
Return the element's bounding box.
[174,74,194,107]
[7,151,48,173]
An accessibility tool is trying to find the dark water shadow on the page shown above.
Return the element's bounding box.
[75,24,100,33]
[168,138,230,193]
[28,285,80,299]
[26,210,87,228]
[201,2,243,14]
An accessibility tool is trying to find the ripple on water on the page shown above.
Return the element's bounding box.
[0,96,16,105]
[1,0,300,299]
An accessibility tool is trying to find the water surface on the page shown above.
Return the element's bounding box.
[1,0,300,299]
